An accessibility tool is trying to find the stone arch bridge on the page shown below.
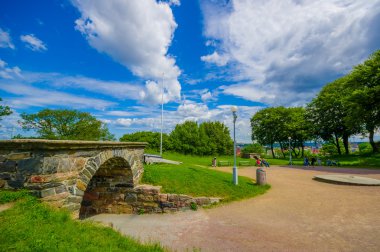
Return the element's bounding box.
[0,139,146,218]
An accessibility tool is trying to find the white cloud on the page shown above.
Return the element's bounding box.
[201,51,229,66]
[73,0,181,105]
[0,82,114,110]
[0,28,15,49]
[115,118,133,127]
[0,59,22,79]
[201,91,213,102]
[167,0,180,6]
[49,75,142,100]
[201,0,380,106]
[20,34,47,51]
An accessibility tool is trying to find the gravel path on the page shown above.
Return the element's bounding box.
[90,166,380,251]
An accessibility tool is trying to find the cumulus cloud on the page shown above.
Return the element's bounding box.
[201,0,380,106]
[0,28,15,49]
[0,59,22,79]
[20,34,47,51]
[73,0,181,105]
[201,51,229,66]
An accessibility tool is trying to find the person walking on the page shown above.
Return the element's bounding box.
[304,156,309,167]
[311,157,316,167]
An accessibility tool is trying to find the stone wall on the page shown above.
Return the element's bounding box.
[0,140,221,218]
[80,184,221,218]
[0,140,146,217]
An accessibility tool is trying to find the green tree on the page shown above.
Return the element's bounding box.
[170,121,200,155]
[169,121,233,155]
[0,98,12,121]
[251,107,288,158]
[344,50,380,153]
[19,109,115,141]
[119,131,170,151]
[199,121,233,155]
[241,143,264,155]
[306,77,359,155]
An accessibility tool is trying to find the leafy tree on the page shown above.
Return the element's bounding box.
[0,98,12,121]
[169,121,233,155]
[306,77,359,155]
[170,121,200,155]
[199,121,233,155]
[344,50,380,153]
[320,140,345,156]
[358,142,372,154]
[19,109,115,141]
[251,107,288,158]
[284,107,313,158]
[241,143,264,155]
[119,131,170,151]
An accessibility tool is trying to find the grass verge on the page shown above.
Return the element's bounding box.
[0,191,165,252]
[142,163,270,203]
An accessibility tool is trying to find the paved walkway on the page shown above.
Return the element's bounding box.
[90,166,380,252]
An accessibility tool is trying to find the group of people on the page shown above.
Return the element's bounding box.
[254,156,270,167]
[303,156,321,167]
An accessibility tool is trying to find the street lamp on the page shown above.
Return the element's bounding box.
[288,136,292,166]
[231,106,238,185]
[160,73,164,157]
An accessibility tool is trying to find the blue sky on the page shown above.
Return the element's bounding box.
[1,0,379,142]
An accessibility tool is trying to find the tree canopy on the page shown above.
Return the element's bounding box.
[344,50,380,152]
[0,97,12,120]
[120,131,170,151]
[19,109,115,141]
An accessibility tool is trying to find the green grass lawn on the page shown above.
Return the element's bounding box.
[143,152,270,202]
[0,191,165,252]
[265,153,380,168]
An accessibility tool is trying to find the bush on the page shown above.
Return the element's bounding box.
[358,142,372,154]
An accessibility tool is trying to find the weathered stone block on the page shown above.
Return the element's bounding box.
[42,157,60,174]
[0,179,6,188]
[0,173,11,180]
[8,174,25,188]
[82,169,93,179]
[55,185,67,194]
[41,192,70,202]
[18,158,42,175]
[161,202,174,208]
[40,187,56,198]
[7,152,31,160]
[0,160,17,172]
[168,194,179,202]
[195,197,210,206]
[73,158,86,171]
[76,179,87,191]
[68,195,83,204]
[125,193,137,203]
[143,202,158,208]
[63,203,81,211]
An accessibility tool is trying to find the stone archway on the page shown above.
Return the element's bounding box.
[79,157,134,219]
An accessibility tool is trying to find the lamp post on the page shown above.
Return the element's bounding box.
[160,73,164,157]
[231,106,238,185]
[288,136,292,166]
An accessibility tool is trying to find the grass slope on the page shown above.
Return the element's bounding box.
[0,191,164,252]
[142,153,270,203]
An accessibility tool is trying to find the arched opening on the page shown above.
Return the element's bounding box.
[79,157,134,219]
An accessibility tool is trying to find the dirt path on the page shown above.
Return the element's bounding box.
[90,166,380,251]
[0,202,14,213]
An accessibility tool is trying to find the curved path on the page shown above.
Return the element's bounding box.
[90,166,380,251]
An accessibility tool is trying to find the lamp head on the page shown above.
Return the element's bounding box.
[288,136,291,140]
[231,106,238,112]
